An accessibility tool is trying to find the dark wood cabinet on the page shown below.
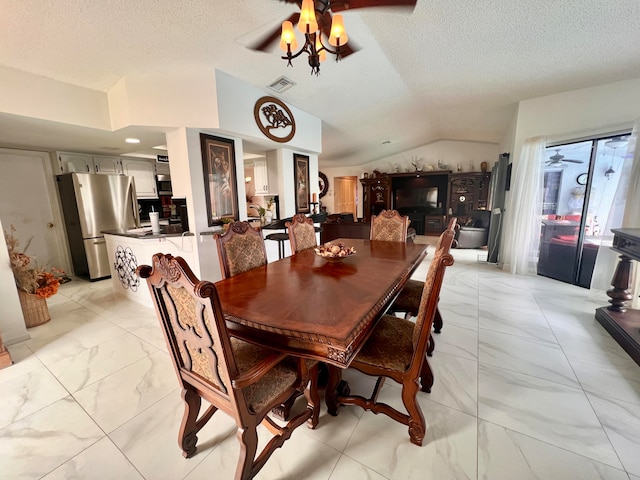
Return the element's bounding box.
[424,215,446,235]
[361,176,391,223]
[448,172,491,220]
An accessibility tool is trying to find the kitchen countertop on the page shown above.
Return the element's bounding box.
[103,226,193,239]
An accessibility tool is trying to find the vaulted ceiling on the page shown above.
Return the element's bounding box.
[1,0,640,166]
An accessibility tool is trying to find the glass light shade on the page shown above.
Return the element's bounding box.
[280,21,298,51]
[315,37,326,62]
[328,14,348,46]
[298,0,318,34]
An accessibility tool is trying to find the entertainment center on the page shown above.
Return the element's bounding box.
[360,170,491,235]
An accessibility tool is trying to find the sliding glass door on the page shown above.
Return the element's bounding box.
[537,133,629,287]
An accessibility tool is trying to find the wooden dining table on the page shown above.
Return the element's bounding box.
[216,238,428,371]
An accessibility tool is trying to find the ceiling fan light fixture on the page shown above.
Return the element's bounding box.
[605,166,615,179]
[605,137,628,149]
[298,0,318,33]
[328,14,349,47]
[280,21,298,51]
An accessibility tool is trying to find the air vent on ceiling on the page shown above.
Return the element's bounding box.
[268,76,296,93]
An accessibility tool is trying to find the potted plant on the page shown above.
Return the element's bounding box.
[221,217,234,232]
[4,225,65,327]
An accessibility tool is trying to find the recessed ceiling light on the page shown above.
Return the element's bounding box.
[125,138,141,144]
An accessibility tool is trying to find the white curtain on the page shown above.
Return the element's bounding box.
[591,119,640,309]
[501,136,546,274]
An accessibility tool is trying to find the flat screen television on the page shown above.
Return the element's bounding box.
[394,187,438,211]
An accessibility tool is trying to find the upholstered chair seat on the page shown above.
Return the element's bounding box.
[354,315,415,372]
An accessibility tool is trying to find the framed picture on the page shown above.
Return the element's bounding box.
[200,133,238,225]
[294,153,310,214]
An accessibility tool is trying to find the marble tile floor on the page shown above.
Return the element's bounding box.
[2,242,640,479]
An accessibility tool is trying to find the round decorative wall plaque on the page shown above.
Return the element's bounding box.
[318,171,329,198]
[253,96,296,143]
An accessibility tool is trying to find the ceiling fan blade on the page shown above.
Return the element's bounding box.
[248,13,300,51]
[563,159,584,163]
[329,0,417,12]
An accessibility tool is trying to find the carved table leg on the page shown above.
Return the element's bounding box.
[607,254,634,313]
[325,365,342,416]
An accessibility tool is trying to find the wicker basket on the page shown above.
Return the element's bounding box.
[17,290,51,328]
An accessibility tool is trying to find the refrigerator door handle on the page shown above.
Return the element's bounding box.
[92,239,106,245]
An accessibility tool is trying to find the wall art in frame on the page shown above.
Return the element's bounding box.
[200,133,238,226]
[294,153,310,214]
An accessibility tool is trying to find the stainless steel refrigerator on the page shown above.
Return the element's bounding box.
[57,173,140,280]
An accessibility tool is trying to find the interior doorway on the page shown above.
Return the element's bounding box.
[333,176,358,220]
[537,133,630,287]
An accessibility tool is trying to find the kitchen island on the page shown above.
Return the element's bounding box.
[103,227,195,307]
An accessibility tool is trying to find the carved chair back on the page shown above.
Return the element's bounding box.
[370,209,409,242]
[285,214,317,253]
[215,221,267,279]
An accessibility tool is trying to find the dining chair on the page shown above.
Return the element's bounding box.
[327,222,455,446]
[390,217,458,362]
[215,221,267,279]
[285,213,317,253]
[370,209,409,242]
[137,253,319,480]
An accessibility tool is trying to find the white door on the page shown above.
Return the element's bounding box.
[0,149,67,271]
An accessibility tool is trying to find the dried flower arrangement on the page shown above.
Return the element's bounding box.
[4,225,64,299]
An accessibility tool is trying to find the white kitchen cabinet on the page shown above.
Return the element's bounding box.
[57,153,123,175]
[57,153,93,173]
[92,156,123,175]
[121,157,157,198]
[253,158,270,194]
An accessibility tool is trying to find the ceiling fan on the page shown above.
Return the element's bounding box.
[545,149,584,167]
[249,0,417,69]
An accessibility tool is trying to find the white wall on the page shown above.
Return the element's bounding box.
[108,69,220,130]
[215,71,322,154]
[0,66,110,129]
[0,217,30,346]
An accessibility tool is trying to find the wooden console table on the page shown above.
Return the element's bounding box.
[595,228,640,366]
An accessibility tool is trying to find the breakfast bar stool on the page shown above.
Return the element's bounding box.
[265,232,290,259]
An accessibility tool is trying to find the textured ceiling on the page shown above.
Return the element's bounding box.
[1,0,640,166]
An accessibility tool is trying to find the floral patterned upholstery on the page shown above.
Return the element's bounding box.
[215,221,267,279]
[370,210,409,242]
[353,315,414,371]
[286,214,317,253]
[137,253,319,476]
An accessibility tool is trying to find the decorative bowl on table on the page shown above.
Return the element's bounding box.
[314,242,356,263]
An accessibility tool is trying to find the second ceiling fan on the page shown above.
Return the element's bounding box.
[545,149,584,167]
